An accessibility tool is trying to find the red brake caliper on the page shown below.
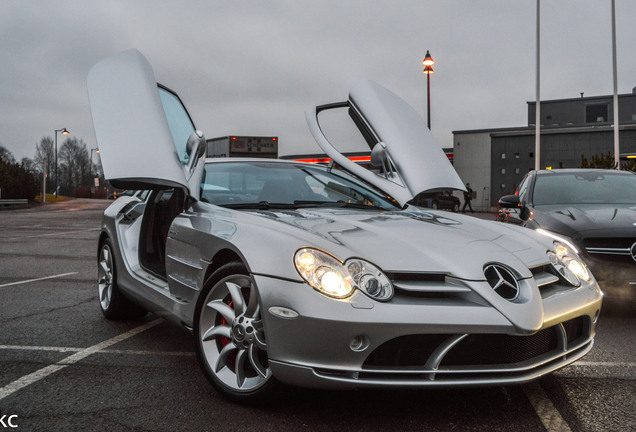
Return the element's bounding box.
[218,299,236,367]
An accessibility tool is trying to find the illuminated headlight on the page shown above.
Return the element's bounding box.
[546,241,591,286]
[294,248,393,301]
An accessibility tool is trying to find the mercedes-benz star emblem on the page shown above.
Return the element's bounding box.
[631,242,636,263]
[484,264,520,301]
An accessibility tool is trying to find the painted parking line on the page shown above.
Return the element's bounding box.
[0,344,194,357]
[0,319,162,401]
[0,272,79,289]
[571,360,636,367]
[523,382,572,432]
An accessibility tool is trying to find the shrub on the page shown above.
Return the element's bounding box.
[0,160,39,200]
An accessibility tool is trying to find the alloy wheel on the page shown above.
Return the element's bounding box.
[198,274,271,392]
[98,244,114,311]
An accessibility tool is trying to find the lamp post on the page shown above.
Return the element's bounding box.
[422,51,435,129]
[89,148,99,176]
[54,127,70,199]
[90,148,100,196]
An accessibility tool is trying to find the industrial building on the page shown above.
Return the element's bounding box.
[453,88,636,211]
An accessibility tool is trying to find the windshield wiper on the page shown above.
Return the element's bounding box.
[221,201,297,210]
[222,200,391,211]
[294,200,389,210]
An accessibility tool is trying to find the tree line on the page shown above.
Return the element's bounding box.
[0,136,104,200]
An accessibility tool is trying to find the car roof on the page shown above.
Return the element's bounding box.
[534,168,635,176]
[204,157,308,164]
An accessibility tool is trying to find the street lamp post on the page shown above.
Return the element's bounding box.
[54,127,70,199]
[90,148,100,196]
[422,51,435,129]
[89,148,99,177]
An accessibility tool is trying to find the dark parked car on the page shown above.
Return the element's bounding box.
[413,190,460,211]
[499,168,636,296]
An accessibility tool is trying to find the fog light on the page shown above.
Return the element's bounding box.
[349,335,369,352]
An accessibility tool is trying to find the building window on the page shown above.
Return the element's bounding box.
[501,168,506,174]
[529,152,534,158]
[515,168,520,174]
[515,153,520,159]
[585,104,608,123]
[500,184,506,190]
[501,153,506,159]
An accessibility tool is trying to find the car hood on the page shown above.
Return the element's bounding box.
[534,204,636,237]
[239,207,550,281]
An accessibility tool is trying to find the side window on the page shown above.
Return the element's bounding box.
[158,86,195,164]
[517,175,531,203]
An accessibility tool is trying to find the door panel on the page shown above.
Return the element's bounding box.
[306,80,466,207]
[87,49,191,191]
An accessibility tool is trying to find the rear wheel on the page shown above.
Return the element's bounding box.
[98,239,146,320]
[194,262,279,403]
[452,203,459,212]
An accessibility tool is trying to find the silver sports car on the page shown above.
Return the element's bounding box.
[88,50,603,402]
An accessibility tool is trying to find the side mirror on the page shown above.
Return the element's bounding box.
[185,130,206,173]
[499,194,520,209]
[370,142,388,168]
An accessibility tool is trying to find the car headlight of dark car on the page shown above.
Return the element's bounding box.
[294,248,394,301]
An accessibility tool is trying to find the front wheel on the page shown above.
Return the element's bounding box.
[97,239,146,320]
[194,262,279,403]
[452,203,459,212]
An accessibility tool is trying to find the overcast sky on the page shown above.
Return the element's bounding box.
[1,0,635,162]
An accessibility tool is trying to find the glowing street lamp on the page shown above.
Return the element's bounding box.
[54,127,69,198]
[422,51,434,129]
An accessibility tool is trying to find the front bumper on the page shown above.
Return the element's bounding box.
[254,274,602,389]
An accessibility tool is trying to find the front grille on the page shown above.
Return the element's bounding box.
[441,327,559,366]
[585,252,635,265]
[387,272,446,283]
[563,315,590,347]
[364,334,448,367]
[363,317,589,369]
[583,237,635,264]
[583,237,636,249]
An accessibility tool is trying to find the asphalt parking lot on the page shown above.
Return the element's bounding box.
[0,199,634,432]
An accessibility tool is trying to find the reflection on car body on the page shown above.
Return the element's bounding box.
[87,50,602,403]
[412,190,460,212]
[499,168,636,295]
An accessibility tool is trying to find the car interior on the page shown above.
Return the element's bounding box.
[139,188,185,278]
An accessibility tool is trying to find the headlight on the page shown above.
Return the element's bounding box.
[294,248,393,301]
[546,241,591,286]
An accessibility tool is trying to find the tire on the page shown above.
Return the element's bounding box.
[194,262,279,403]
[431,201,438,210]
[97,239,146,320]
[452,203,459,212]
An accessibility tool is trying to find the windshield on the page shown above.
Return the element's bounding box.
[201,161,400,210]
[532,171,636,206]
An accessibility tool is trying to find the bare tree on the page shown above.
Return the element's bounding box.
[58,137,90,195]
[0,144,16,164]
[20,157,38,173]
[34,136,55,174]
